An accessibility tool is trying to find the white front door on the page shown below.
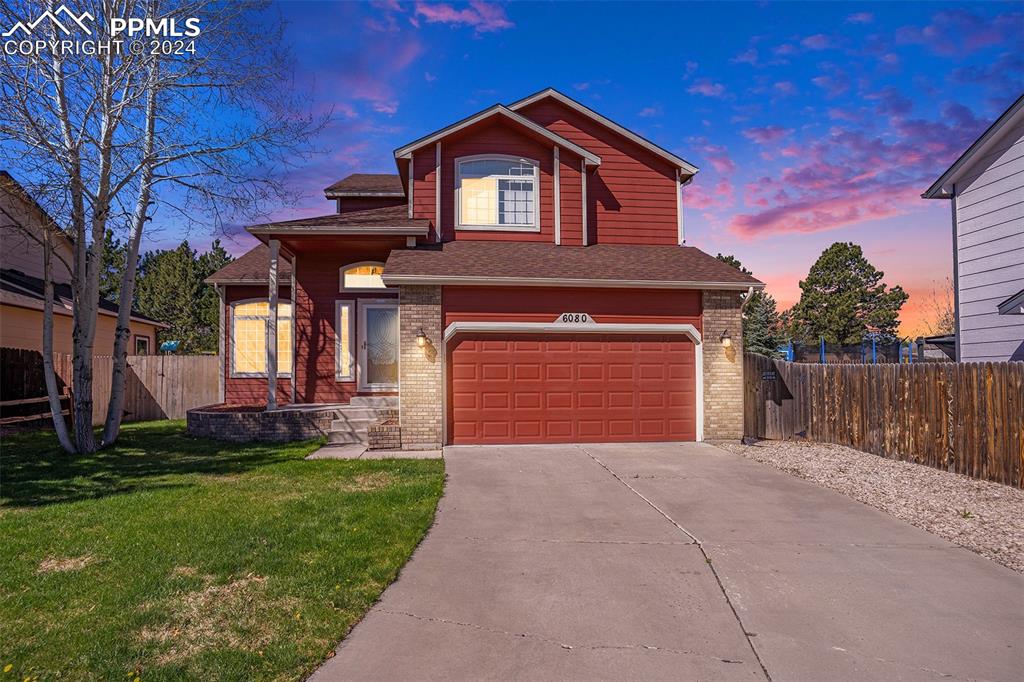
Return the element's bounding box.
[357,300,399,391]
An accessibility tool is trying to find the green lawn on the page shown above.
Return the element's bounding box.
[0,421,444,681]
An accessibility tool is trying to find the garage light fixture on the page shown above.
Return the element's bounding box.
[415,328,428,348]
[720,330,732,348]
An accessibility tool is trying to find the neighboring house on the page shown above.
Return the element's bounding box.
[924,94,1024,362]
[0,171,164,355]
[206,88,764,448]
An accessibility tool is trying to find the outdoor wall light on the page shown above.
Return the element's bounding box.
[415,328,428,348]
[720,330,733,348]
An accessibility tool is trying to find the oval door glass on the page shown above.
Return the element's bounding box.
[365,306,399,385]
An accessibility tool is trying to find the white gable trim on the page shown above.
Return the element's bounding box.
[508,88,700,175]
[394,104,601,167]
[923,93,1024,199]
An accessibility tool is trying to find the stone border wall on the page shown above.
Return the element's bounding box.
[187,406,339,443]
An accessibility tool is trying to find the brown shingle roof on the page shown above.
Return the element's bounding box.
[383,242,764,289]
[204,245,292,285]
[247,204,428,234]
[324,173,404,197]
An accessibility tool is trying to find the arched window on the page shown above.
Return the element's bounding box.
[456,155,540,232]
[340,262,386,291]
[231,299,292,376]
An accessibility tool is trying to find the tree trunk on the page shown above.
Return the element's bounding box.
[42,226,77,454]
[102,58,159,447]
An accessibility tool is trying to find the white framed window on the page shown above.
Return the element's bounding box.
[456,155,540,232]
[335,300,355,381]
[340,261,387,291]
[134,335,150,355]
[231,299,292,377]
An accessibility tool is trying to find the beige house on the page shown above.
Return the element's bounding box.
[0,171,164,355]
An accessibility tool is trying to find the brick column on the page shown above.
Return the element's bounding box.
[702,290,744,441]
[398,285,443,449]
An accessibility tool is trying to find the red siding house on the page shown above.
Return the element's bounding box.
[205,88,763,448]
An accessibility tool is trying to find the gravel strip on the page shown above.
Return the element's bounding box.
[716,439,1024,573]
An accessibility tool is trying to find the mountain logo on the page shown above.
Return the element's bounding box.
[3,5,94,37]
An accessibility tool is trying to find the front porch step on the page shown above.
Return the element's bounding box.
[330,416,376,431]
[349,396,399,408]
[328,430,368,445]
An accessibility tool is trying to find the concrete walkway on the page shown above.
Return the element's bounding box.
[312,442,1023,681]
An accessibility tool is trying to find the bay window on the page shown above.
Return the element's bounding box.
[231,300,292,376]
[456,155,539,231]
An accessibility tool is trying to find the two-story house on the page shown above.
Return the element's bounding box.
[205,89,763,449]
[923,93,1024,362]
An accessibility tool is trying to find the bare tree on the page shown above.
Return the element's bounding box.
[923,278,956,337]
[0,0,325,452]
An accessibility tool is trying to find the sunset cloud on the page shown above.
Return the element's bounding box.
[742,125,793,145]
[414,1,514,33]
[687,78,728,98]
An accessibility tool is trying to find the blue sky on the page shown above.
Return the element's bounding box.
[173,1,1022,335]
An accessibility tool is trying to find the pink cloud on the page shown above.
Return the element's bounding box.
[773,81,797,96]
[414,1,514,33]
[742,125,792,145]
[896,9,1023,56]
[732,48,758,65]
[697,141,736,175]
[866,86,912,116]
[800,33,832,50]
[687,78,727,98]
[811,65,850,97]
[638,105,662,118]
[845,12,874,24]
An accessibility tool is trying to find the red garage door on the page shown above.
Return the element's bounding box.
[448,334,697,444]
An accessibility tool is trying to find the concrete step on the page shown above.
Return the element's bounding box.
[331,407,384,421]
[328,430,369,445]
[349,396,399,408]
[331,417,375,432]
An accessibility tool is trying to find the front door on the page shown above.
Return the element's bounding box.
[358,300,399,391]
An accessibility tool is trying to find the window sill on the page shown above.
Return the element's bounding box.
[455,224,541,233]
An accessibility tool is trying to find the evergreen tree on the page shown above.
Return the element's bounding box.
[789,242,908,344]
[715,254,784,356]
[98,229,126,302]
[135,240,233,353]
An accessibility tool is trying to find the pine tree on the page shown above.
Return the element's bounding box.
[98,230,126,302]
[715,254,784,357]
[789,242,908,344]
[135,240,233,353]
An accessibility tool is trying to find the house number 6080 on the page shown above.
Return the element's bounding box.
[557,313,591,324]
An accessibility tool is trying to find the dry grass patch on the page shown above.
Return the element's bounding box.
[139,573,298,665]
[36,555,96,574]
[336,471,397,492]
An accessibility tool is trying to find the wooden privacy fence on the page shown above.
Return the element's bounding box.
[1,347,219,424]
[744,353,1024,488]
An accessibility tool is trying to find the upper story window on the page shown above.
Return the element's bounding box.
[456,155,539,232]
[340,262,386,291]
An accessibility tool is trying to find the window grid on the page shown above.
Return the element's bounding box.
[457,156,538,230]
[231,301,292,377]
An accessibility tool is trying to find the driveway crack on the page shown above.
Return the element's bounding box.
[377,608,751,665]
[575,445,773,682]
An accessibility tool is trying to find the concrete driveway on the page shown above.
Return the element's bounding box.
[313,442,1023,681]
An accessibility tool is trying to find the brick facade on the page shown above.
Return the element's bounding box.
[398,285,443,449]
[702,290,745,441]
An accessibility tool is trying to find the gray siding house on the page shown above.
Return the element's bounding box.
[924,94,1024,362]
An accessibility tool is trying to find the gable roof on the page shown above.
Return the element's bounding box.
[383,241,763,290]
[508,88,700,175]
[393,104,601,166]
[1,268,166,326]
[247,204,429,237]
[923,93,1024,199]
[205,245,293,285]
[324,173,404,198]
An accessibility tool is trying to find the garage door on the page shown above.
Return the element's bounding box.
[448,334,697,444]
